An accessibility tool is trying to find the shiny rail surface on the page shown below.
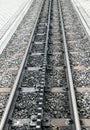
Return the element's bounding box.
[0,0,81,130]
[0,0,44,129]
[58,0,81,130]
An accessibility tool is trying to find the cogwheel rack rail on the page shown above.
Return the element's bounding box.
[0,0,81,130]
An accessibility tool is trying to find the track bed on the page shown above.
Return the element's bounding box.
[0,0,90,130]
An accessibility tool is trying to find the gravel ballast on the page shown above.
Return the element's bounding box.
[0,0,42,122]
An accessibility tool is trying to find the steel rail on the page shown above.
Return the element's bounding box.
[0,0,44,129]
[36,0,52,129]
[58,0,81,130]
[44,0,52,64]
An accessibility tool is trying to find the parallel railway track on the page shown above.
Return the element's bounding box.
[0,0,90,130]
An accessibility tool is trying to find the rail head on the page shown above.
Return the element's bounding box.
[58,0,81,130]
[0,0,44,129]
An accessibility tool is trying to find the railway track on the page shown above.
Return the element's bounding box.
[0,0,90,130]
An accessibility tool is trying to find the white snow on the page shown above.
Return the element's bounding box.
[0,0,33,54]
[0,0,28,30]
